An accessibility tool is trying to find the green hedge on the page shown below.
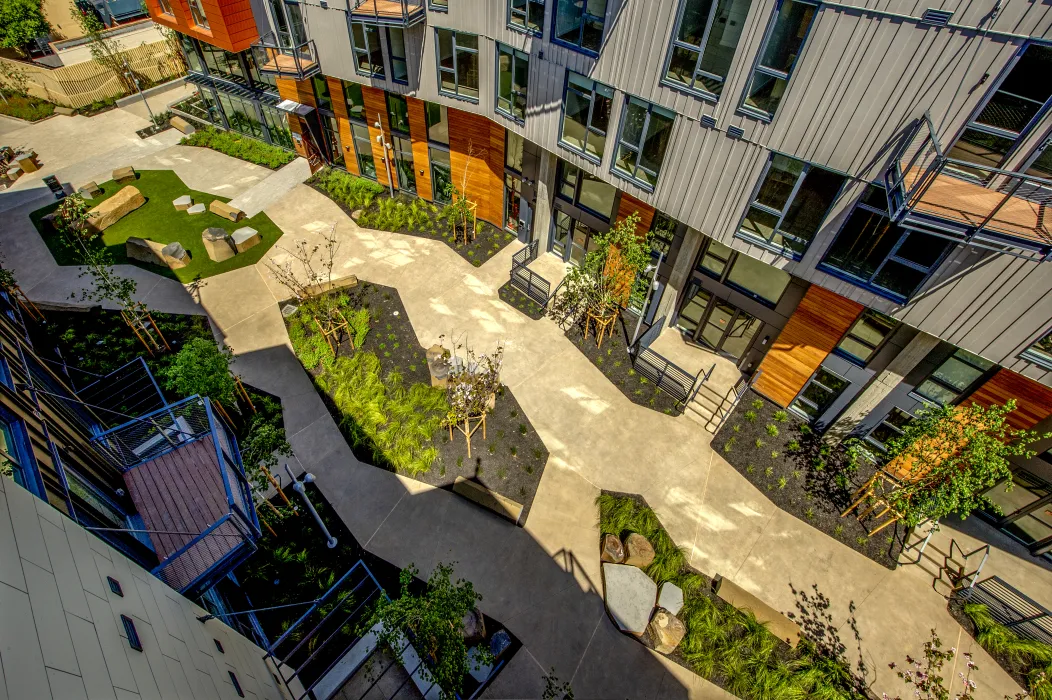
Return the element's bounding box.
[310,167,385,211]
[180,127,295,169]
[0,93,55,121]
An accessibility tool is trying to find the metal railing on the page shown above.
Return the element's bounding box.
[632,346,699,407]
[75,357,167,420]
[510,265,551,307]
[961,576,1052,646]
[90,395,211,469]
[511,240,539,269]
[349,0,426,26]
[251,33,320,80]
[712,370,762,434]
[885,113,1052,261]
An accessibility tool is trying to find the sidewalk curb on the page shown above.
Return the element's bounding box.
[115,77,188,108]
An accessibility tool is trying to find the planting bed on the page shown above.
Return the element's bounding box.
[711,390,905,569]
[497,279,545,320]
[284,281,549,520]
[564,315,683,416]
[308,168,517,267]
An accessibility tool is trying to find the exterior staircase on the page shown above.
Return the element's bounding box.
[684,383,735,433]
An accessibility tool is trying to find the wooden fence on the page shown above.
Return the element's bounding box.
[0,40,184,109]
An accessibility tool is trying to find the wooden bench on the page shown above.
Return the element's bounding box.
[712,574,801,648]
[453,477,524,525]
[209,200,244,222]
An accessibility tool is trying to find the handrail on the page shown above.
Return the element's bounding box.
[712,369,762,434]
[946,539,990,590]
[251,33,319,79]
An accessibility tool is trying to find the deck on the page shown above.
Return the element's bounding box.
[258,49,318,77]
[350,0,424,20]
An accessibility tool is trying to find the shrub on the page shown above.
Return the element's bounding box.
[0,92,54,121]
[765,424,779,437]
[773,410,789,423]
[311,167,384,210]
[181,127,295,169]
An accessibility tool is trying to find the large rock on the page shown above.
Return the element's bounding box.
[602,563,656,636]
[187,203,206,215]
[425,344,450,389]
[623,533,655,569]
[461,608,486,646]
[125,237,164,266]
[601,534,625,564]
[112,166,136,184]
[161,242,190,269]
[657,582,684,616]
[647,610,686,654]
[209,199,244,222]
[202,227,236,262]
[173,195,193,211]
[85,186,145,234]
[77,181,102,199]
[231,226,260,253]
[170,115,195,135]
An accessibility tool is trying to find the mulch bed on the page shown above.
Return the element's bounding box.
[711,390,905,569]
[135,123,171,139]
[946,593,1040,694]
[563,314,683,416]
[285,281,549,521]
[497,279,545,320]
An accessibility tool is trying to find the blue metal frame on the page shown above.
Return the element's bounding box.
[494,43,528,125]
[609,94,676,192]
[736,0,819,122]
[434,27,481,104]
[549,0,605,57]
[0,405,46,498]
[659,0,741,103]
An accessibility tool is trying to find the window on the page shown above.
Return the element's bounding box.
[738,154,846,257]
[323,116,344,167]
[695,237,790,306]
[121,615,143,652]
[506,131,524,173]
[217,93,263,138]
[158,0,173,15]
[392,135,416,193]
[214,639,225,653]
[351,21,384,77]
[1022,328,1052,370]
[180,36,205,73]
[835,310,896,366]
[312,76,332,112]
[268,0,306,47]
[200,44,244,81]
[509,0,544,34]
[187,0,209,28]
[790,367,849,420]
[436,29,479,101]
[556,161,616,220]
[553,0,606,54]
[819,185,953,302]
[430,147,452,201]
[497,44,529,122]
[560,72,613,161]
[946,44,1052,179]
[0,416,40,496]
[505,173,523,233]
[913,349,994,406]
[352,123,376,179]
[386,93,409,134]
[229,672,245,698]
[387,28,408,84]
[425,102,448,144]
[430,0,448,9]
[551,211,598,265]
[664,0,753,98]
[613,97,675,189]
[261,104,293,149]
[741,0,817,118]
[866,408,914,452]
[107,576,123,596]
[343,81,365,121]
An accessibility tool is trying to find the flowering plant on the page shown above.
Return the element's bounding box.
[884,629,976,700]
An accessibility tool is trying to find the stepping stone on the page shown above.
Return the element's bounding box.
[112,165,136,184]
[657,582,684,616]
[186,203,206,215]
[202,227,236,262]
[210,199,244,222]
[173,195,193,211]
[161,242,190,269]
[231,226,260,253]
[55,106,74,116]
[602,563,656,636]
[78,181,102,199]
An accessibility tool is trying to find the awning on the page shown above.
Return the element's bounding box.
[276,99,314,115]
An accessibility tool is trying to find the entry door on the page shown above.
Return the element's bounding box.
[675,284,761,362]
[517,196,533,243]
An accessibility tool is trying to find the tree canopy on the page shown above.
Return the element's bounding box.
[0,0,50,54]
[160,338,238,407]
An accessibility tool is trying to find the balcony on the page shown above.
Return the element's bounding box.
[251,34,321,81]
[91,396,260,598]
[885,114,1052,262]
[349,0,426,26]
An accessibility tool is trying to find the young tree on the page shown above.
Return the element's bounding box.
[160,338,238,407]
[267,222,344,324]
[879,400,1050,527]
[70,1,135,93]
[0,0,51,55]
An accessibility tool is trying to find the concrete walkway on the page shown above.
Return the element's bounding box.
[228,157,312,218]
[1,114,1049,699]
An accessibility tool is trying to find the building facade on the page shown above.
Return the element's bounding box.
[151,0,1052,555]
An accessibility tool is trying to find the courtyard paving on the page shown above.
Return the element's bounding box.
[1,112,1050,699]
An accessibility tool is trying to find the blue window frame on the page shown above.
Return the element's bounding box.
[612,96,675,190]
[387,28,408,84]
[509,0,545,35]
[0,408,43,497]
[911,349,994,407]
[552,0,606,55]
[663,0,755,100]
[1022,328,1052,370]
[559,71,613,163]
[740,0,817,120]
[0,357,13,390]
[556,160,617,221]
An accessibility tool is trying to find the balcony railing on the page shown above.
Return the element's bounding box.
[349,0,426,26]
[251,33,321,80]
[884,113,1052,262]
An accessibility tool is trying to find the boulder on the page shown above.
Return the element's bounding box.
[601,534,625,564]
[125,237,164,267]
[161,242,190,269]
[623,533,655,569]
[461,608,486,646]
[602,563,656,636]
[231,226,261,253]
[173,195,193,211]
[55,106,75,116]
[112,166,136,184]
[170,115,195,135]
[202,227,236,262]
[657,582,684,616]
[351,209,363,221]
[77,181,103,199]
[85,186,145,234]
[187,203,206,215]
[425,344,450,389]
[209,199,244,222]
[647,610,686,654]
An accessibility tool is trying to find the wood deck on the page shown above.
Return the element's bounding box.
[260,51,317,75]
[123,435,241,591]
[905,168,1052,246]
[351,0,421,18]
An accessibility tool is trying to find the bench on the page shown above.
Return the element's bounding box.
[209,200,244,222]
[712,574,801,648]
[453,476,524,525]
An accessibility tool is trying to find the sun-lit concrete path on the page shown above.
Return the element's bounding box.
[2,112,1049,699]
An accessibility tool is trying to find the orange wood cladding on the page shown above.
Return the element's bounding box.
[448,109,504,225]
[326,77,359,176]
[753,285,865,408]
[406,97,432,201]
[146,0,258,53]
[362,86,395,189]
[276,78,315,160]
[966,369,1052,431]
[616,192,655,237]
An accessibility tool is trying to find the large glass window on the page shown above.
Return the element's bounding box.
[560,72,612,161]
[497,44,529,122]
[201,44,244,82]
[187,0,209,28]
[820,185,953,302]
[312,76,332,112]
[387,28,408,84]
[386,93,410,134]
[180,35,205,74]
[556,160,616,220]
[553,0,606,54]
[509,0,544,34]
[343,81,365,121]
[0,417,38,495]
[866,407,914,452]
[506,131,524,173]
[790,367,849,420]
[425,102,449,144]
[351,21,384,77]
[218,93,263,138]
[551,211,598,265]
[613,97,675,189]
[913,349,994,406]
[742,0,817,118]
[664,0,753,98]
[835,310,896,366]
[946,44,1052,179]
[694,236,790,306]
[392,135,415,194]
[268,0,306,47]
[261,104,294,149]
[739,154,846,257]
[352,123,376,179]
[436,29,480,102]
[323,116,344,167]
[430,147,452,201]
[1022,328,1052,370]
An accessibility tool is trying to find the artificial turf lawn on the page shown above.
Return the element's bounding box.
[31,169,283,282]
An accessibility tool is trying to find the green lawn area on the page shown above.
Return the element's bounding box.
[31,170,284,282]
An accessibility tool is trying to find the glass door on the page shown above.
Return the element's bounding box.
[722,310,761,360]
[675,285,761,361]
[675,283,712,336]
[700,300,734,350]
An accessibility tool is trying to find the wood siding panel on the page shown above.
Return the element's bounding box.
[362,86,396,189]
[448,109,504,226]
[327,77,359,176]
[754,285,865,407]
[616,193,656,237]
[407,97,432,201]
[966,369,1052,431]
[276,79,316,160]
